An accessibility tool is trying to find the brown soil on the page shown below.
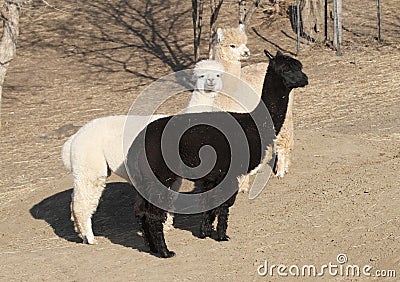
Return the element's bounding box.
[1,0,399,281]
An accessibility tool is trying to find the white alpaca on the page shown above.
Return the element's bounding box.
[62,60,225,244]
[211,25,295,192]
[187,60,224,113]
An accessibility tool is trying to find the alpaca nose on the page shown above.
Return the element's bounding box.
[208,78,215,84]
[244,50,250,57]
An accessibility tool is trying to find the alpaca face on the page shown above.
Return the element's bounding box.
[234,43,251,61]
[267,50,308,88]
[216,25,250,61]
[195,70,223,97]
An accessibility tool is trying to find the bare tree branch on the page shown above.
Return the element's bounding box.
[208,0,223,58]
[238,0,246,24]
[243,0,261,27]
[192,0,204,61]
[39,0,67,13]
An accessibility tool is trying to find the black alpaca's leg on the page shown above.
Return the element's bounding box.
[134,188,174,258]
[147,217,175,258]
[140,216,157,253]
[135,193,158,254]
[209,210,217,226]
[196,179,217,239]
[216,204,230,241]
[216,192,238,241]
[199,209,216,239]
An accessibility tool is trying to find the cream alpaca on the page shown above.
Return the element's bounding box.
[210,25,296,192]
[241,57,294,179]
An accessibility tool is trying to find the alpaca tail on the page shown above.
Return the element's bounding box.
[61,135,74,172]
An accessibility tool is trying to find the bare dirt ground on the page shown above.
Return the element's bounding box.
[0,0,399,281]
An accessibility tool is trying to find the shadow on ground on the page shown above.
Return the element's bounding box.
[30,181,208,250]
[30,182,144,251]
[22,0,195,89]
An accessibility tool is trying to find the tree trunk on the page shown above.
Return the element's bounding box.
[208,0,223,59]
[300,0,324,42]
[0,1,21,128]
[243,0,261,27]
[192,0,204,62]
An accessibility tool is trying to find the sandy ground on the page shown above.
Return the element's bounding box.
[0,0,399,281]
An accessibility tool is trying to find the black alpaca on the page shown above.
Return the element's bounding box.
[126,50,308,258]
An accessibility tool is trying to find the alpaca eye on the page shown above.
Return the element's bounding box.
[216,74,220,77]
[230,44,236,48]
[200,75,205,78]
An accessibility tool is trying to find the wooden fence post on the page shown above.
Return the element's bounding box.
[377,0,382,42]
[333,0,342,55]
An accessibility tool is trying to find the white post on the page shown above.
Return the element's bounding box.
[296,0,301,55]
[333,0,342,55]
[377,0,382,42]
[324,0,328,41]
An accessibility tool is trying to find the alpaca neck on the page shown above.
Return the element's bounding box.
[221,60,242,77]
[214,50,242,78]
[186,90,216,113]
[254,71,292,135]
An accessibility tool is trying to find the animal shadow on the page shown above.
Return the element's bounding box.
[30,182,220,249]
[172,191,225,241]
[30,182,146,251]
[174,212,226,240]
[173,212,203,237]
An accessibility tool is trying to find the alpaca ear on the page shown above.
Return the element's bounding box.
[264,50,274,60]
[191,72,198,82]
[217,28,224,42]
[239,23,246,33]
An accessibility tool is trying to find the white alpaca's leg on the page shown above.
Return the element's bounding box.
[164,213,174,232]
[283,118,294,174]
[238,175,250,193]
[275,94,294,178]
[275,145,287,178]
[71,175,107,244]
[275,126,293,178]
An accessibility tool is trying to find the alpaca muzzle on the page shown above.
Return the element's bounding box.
[283,71,308,88]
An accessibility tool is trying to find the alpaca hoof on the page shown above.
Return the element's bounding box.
[238,187,249,193]
[275,162,289,178]
[199,229,212,239]
[82,236,97,245]
[199,232,207,239]
[275,169,287,179]
[159,250,176,258]
[217,234,230,241]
